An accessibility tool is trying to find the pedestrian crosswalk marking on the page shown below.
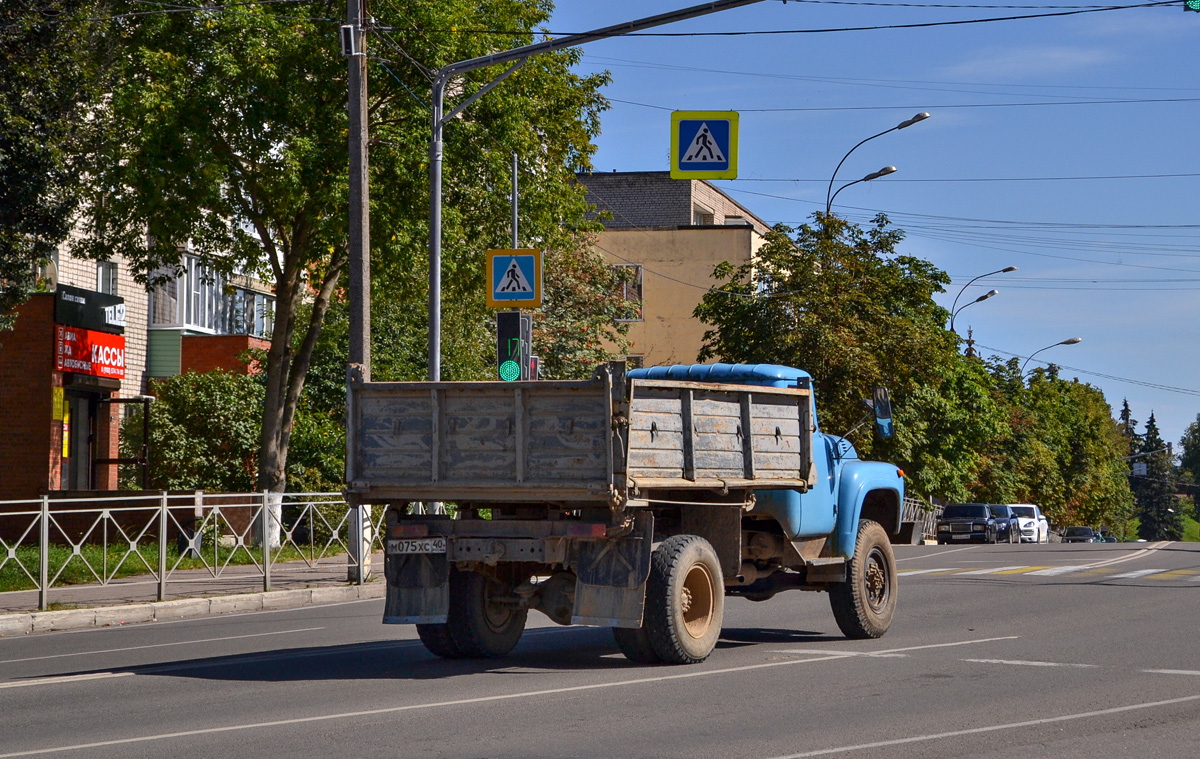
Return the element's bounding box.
[1145,569,1196,579]
[956,566,1026,575]
[991,566,1054,574]
[1028,565,1093,576]
[898,568,957,576]
[1110,568,1167,579]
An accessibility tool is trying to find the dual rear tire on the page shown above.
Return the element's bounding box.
[417,569,528,659]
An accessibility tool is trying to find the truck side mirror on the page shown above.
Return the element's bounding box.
[872,386,894,439]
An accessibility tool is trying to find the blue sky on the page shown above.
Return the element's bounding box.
[546,1,1200,446]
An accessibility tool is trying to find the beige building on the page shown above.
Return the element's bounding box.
[577,171,770,367]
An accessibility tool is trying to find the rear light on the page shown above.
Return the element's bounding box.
[389,524,429,538]
[566,523,607,538]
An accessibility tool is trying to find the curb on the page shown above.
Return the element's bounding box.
[0,582,386,637]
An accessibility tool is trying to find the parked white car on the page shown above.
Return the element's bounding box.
[1008,504,1049,543]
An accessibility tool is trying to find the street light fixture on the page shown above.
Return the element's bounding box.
[826,166,897,218]
[1021,337,1083,375]
[824,112,929,218]
[949,266,1017,329]
[950,288,998,334]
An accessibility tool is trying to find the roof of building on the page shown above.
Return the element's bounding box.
[575,171,770,235]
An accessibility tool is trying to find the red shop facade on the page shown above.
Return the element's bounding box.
[0,285,131,499]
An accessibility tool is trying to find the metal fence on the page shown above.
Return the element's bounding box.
[0,492,384,611]
[902,496,941,542]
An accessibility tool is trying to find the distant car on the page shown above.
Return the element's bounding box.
[1062,526,1098,543]
[1008,504,1049,544]
[988,504,1020,544]
[937,503,1000,544]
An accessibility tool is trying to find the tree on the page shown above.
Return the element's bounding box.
[0,1,103,330]
[1178,412,1200,520]
[76,1,613,494]
[694,214,958,448]
[1136,412,1183,541]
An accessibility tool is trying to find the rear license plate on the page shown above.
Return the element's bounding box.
[952,534,970,540]
[387,537,447,554]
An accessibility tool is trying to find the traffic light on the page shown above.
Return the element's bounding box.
[1188,0,1200,11]
[496,311,531,381]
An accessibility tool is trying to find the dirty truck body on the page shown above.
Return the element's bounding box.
[347,362,904,664]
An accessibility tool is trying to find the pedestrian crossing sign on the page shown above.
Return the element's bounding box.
[670,110,738,180]
[486,249,542,308]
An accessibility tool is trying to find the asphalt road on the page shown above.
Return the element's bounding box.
[2,541,1198,759]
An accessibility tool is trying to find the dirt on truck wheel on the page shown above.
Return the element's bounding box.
[829,519,897,639]
[643,535,724,665]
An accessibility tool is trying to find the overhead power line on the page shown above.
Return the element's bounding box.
[975,343,1200,398]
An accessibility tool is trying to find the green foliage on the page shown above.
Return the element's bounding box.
[1135,413,1183,541]
[121,370,342,491]
[0,1,103,330]
[694,213,1134,531]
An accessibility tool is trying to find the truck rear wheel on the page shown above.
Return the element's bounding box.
[447,570,528,658]
[642,535,724,664]
[416,623,463,659]
[829,519,897,639]
[612,625,661,664]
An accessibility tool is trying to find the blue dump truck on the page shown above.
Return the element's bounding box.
[346,362,904,664]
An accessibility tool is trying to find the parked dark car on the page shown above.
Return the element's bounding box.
[1062,526,1098,543]
[988,504,1020,544]
[936,503,1000,544]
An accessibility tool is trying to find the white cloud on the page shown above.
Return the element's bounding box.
[938,46,1119,80]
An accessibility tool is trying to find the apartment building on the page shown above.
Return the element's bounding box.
[0,245,273,499]
[577,171,770,367]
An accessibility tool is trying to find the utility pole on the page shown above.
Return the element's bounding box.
[344,0,371,581]
[347,0,370,381]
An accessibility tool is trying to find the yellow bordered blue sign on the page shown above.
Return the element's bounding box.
[486,249,542,308]
[670,110,738,180]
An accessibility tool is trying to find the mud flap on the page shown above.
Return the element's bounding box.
[382,551,450,624]
[572,512,653,628]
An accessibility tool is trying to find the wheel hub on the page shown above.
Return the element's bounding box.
[864,548,889,612]
[681,564,715,639]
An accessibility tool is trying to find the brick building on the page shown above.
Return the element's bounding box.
[0,245,272,500]
[577,171,769,367]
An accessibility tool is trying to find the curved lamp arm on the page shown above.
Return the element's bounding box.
[824,113,928,218]
[1021,337,1083,374]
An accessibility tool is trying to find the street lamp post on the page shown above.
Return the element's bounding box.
[950,289,998,334]
[824,112,929,219]
[421,0,767,382]
[1021,337,1083,375]
[949,266,1017,328]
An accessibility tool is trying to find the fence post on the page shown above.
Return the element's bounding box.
[158,492,168,602]
[39,495,49,611]
[262,491,271,592]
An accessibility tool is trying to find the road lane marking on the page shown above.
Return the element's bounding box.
[1146,569,1197,579]
[1110,569,1168,579]
[771,650,908,658]
[897,568,958,576]
[992,566,1053,574]
[0,635,1018,757]
[955,566,1026,575]
[0,672,134,690]
[1076,541,1169,569]
[764,693,1200,759]
[1027,565,1092,576]
[896,545,977,562]
[962,658,1097,668]
[1143,669,1200,676]
[0,627,325,665]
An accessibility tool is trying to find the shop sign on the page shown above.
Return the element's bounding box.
[55,284,125,334]
[55,326,126,379]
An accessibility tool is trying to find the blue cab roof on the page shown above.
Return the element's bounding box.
[626,363,811,389]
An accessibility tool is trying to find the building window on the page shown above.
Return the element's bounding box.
[97,261,118,295]
[625,354,645,369]
[613,264,643,322]
[692,205,714,226]
[149,255,275,338]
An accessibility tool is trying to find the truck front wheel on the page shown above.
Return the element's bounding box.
[642,535,724,664]
[829,519,897,639]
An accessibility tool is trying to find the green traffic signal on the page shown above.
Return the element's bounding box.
[499,360,521,382]
[1188,0,1200,11]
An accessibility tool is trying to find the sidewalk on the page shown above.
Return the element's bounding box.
[0,553,386,637]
